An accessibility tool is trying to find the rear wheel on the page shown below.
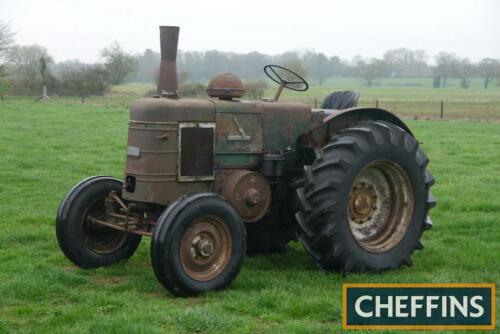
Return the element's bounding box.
[295,121,435,272]
[151,193,246,297]
[56,176,142,268]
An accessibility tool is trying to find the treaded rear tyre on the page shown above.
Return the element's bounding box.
[295,121,436,272]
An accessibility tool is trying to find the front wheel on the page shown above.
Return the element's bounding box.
[151,193,246,297]
[295,121,436,272]
[56,176,142,268]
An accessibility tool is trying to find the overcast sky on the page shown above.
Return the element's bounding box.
[2,0,499,63]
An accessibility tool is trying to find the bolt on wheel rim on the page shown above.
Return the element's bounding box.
[348,161,414,253]
[180,216,232,281]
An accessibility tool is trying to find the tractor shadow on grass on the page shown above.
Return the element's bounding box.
[244,241,319,272]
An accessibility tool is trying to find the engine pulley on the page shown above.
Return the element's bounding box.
[215,170,271,222]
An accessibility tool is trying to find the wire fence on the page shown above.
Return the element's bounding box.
[292,97,500,122]
[2,90,499,122]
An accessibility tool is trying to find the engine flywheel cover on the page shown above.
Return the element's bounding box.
[216,170,271,222]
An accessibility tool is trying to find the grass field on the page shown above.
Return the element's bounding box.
[0,89,499,333]
[112,77,500,121]
[4,76,500,121]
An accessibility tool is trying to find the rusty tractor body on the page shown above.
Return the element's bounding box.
[56,26,435,297]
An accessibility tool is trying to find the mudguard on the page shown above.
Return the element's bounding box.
[306,107,413,148]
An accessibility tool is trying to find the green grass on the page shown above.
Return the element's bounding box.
[0,96,499,333]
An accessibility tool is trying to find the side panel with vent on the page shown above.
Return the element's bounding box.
[178,122,215,182]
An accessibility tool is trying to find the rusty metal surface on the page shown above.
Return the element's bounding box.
[212,99,310,168]
[123,98,215,205]
[260,101,311,152]
[130,97,215,123]
[214,100,263,168]
[349,183,377,223]
[180,216,232,281]
[348,161,414,253]
[207,73,245,99]
[157,26,179,96]
[89,217,153,237]
[124,96,313,205]
[87,190,156,238]
[213,100,263,169]
[215,169,271,222]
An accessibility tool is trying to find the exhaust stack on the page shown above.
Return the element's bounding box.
[157,26,179,97]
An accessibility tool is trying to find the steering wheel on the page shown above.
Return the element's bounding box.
[264,64,309,92]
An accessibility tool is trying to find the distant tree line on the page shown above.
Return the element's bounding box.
[1,20,500,99]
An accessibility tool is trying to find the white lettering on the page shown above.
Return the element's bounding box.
[426,296,440,317]
[375,296,393,317]
[355,295,373,318]
[442,296,447,317]
[470,296,484,318]
[410,296,424,317]
[395,296,409,317]
[449,296,468,317]
[352,293,486,320]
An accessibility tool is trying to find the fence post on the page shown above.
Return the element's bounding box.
[81,95,85,104]
[314,98,317,109]
[42,86,47,103]
[375,98,379,108]
[440,101,444,120]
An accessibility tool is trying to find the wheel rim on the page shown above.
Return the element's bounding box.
[82,198,127,254]
[348,161,414,253]
[180,216,232,281]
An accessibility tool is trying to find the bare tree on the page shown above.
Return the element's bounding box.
[303,51,330,85]
[358,58,388,87]
[244,79,268,99]
[275,51,309,80]
[58,64,109,97]
[477,58,500,90]
[0,21,15,61]
[434,52,460,88]
[383,48,429,77]
[133,48,160,83]
[101,41,137,85]
[7,45,53,94]
[457,58,473,89]
[0,22,15,100]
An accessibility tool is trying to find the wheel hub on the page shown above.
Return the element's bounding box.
[347,161,414,253]
[349,183,377,223]
[180,217,232,281]
[191,235,215,258]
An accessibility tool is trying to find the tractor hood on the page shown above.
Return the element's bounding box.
[131,97,215,123]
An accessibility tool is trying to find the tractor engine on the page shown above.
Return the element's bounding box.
[122,27,310,229]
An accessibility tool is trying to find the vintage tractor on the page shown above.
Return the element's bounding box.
[56,26,435,297]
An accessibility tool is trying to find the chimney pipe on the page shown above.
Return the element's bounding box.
[157,26,179,96]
